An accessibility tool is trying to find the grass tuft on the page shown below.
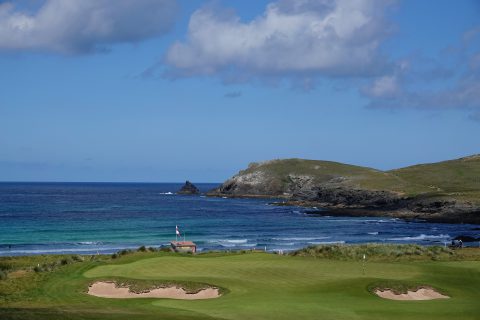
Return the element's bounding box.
[290,244,456,261]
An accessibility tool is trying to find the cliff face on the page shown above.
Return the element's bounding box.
[209,157,480,224]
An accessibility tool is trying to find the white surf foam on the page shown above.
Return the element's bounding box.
[388,234,450,241]
[220,239,248,244]
[76,241,103,245]
[272,237,330,241]
[308,241,346,245]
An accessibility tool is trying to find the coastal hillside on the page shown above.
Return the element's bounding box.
[389,154,480,202]
[209,159,414,196]
[209,156,480,223]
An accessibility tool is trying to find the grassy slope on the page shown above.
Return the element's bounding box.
[243,159,413,193]
[2,249,480,320]
[389,155,480,203]
[237,155,480,201]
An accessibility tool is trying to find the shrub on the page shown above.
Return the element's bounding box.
[0,270,7,280]
[138,246,147,252]
[71,255,84,262]
[111,253,118,259]
[119,249,131,256]
[33,265,43,273]
[148,247,156,252]
[60,258,72,265]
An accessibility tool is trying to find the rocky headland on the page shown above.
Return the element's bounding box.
[208,157,480,224]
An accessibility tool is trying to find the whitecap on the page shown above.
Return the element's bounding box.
[159,192,173,195]
[76,241,102,245]
[220,239,248,244]
[368,232,379,235]
[387,234,450,241]
[239,243,257,247]
[308,241,345,245]
[272,237,330,241]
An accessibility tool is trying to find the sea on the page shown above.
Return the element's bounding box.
[1,182,479,256]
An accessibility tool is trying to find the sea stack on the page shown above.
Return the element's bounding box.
[177,181,200,195]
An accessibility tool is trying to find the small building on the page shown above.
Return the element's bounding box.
[170,241,197,253]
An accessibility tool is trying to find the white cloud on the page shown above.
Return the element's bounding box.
[0,0,178,54]
[364,75,401,98]
[364,26,480,118]
[165,0,395,80]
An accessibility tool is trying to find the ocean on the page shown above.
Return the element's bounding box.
[0,182,479,256]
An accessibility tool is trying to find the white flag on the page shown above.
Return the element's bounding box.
[176,225,181,236]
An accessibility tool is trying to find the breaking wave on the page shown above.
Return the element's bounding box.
[388,234,450,241]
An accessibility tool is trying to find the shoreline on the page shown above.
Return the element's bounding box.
[208,193,480,224]
[2,240,480,258]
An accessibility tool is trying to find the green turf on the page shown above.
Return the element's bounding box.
[1,248,480,320]
[389,154,480,202]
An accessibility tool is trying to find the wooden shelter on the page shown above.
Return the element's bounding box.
[170,241,197,253]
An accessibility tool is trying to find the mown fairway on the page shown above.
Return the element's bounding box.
[1,250,480,319]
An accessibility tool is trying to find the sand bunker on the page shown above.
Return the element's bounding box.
[375,288,449,301]
[87,281,220,300]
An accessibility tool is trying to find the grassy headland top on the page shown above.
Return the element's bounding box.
[209,155,480,223]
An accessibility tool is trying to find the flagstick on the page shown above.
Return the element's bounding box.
[362,254,366,276]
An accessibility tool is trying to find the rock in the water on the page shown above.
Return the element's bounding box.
[178,181,200,195]
[453,235,480,242]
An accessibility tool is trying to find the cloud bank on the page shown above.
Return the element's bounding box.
[165,0,396,80]
[363,27,480,117]
[0,0,178,54]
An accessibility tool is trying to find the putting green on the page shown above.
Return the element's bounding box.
[2,251,480,319]
[82,253,480,320]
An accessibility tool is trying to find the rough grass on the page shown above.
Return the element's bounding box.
[1,247,480,319]
[290,244,464,261]
[389,154,480,201]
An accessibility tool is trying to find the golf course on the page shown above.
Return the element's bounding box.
[1,245,480,319]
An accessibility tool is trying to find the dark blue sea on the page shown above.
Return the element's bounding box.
[0,182,479,256]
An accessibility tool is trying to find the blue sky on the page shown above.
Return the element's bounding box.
[0,0,479,182]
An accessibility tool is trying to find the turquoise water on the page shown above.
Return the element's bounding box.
[0,182,479,256]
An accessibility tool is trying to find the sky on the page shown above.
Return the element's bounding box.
[0,0,479,182]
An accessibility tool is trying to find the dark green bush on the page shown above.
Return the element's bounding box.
[119,249,131,256]
[138,246,147,252]
[71,255,84,262]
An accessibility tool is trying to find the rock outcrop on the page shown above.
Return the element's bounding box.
[177,181,200,195]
